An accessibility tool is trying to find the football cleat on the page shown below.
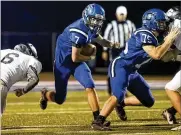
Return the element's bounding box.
[115,104,127,121]
[91,120,111,131]
[103,120,111,127]
[171,125,181,131]
[40,88,48,110]
[162,109,178,124]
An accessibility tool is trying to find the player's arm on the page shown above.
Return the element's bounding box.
[143,27,180,60]
[70,31,95,62]
[92,34,121,49]
[72,45,95,62]
[14,66,39,97]
[161,48,179,62]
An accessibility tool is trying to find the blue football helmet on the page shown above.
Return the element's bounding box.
[82,3,105,33]
[142,9,167,32]
[14,43,38,58]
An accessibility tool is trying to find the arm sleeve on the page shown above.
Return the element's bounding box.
[24,59,42,93]
[103,24,112,51]
[24,65,39,93]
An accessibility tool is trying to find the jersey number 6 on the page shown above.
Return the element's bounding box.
[1,53,19,64]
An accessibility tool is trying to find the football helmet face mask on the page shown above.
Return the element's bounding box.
[82,3,105,33]
[142,8,167,33]
[14,43,38,58]
[166,6,181,21]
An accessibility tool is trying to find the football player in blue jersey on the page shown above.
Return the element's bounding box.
[39,3,120,126]
[91,8,180,130]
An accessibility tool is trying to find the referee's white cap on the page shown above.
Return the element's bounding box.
[116,6,127,15]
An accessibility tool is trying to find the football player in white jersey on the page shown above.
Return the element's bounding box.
[1,43,42,115]
[161,6,181,130]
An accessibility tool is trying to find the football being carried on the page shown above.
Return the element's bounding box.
[80,44,97,56]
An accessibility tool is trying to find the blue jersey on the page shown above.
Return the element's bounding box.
[120,27,159,69]
[55,18,98,64]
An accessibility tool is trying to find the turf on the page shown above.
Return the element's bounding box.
[1,90,181,135]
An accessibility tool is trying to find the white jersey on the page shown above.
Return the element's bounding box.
[171,19,181,51]
[0,49,42,89]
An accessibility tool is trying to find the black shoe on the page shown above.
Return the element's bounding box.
[91,120,111,131]
[40,88,48,110]
[162,109,178,124]
[103,120,111,127]
[115,105,127,121]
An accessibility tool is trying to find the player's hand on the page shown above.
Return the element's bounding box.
[14,88,25,97]
[165,27,181,42]
[102,51,108,61]
[90,55,96,60]
[112,42,121,49]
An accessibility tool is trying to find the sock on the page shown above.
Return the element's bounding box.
[93,110,100,120]
[121,100,125,107]
[117,100,125,107]
[97,115,106,124]
[46,91,55,102]
[167,107,177,115]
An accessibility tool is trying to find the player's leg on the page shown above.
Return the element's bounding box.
[107,50,119,96]
[40,63,71,109]
[73,62,100,120]
[162,70,181,124]
[0,80,8,116]
[125,72,155,108]
[114,72,153,121]
[107,77,112,96]
[92,60,129,130]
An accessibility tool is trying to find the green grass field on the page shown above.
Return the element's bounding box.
[1,90,181,135]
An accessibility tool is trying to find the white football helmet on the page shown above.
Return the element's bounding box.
[14,43,38,58]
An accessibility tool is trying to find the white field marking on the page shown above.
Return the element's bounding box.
[7,102,89,105]
[2,125,83,128]
[1,128,42,132]
[3,109,164,115]
[6,100,170,106]
[110,133,155,135]
[8,107,90,112]
[6,108,163,112]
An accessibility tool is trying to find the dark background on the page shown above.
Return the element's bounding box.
[1,1,181,74]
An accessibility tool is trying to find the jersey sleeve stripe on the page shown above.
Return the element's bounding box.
[134,29,158,44]
[69,28,88,41]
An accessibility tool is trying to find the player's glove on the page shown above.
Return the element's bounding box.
[14,88,26,97]
[111,42,121,49]
[90,55,96,60]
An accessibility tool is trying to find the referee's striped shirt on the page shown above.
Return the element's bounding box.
[103,20,136,51]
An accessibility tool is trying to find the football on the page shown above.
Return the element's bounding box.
[80,44,96,56]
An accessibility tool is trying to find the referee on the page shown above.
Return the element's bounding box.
[102,5,136,95]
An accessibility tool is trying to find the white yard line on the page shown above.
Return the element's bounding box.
[4,109,164,115]
[110,133,155,135]
[6,100,170,106]
[2,128,42,132]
